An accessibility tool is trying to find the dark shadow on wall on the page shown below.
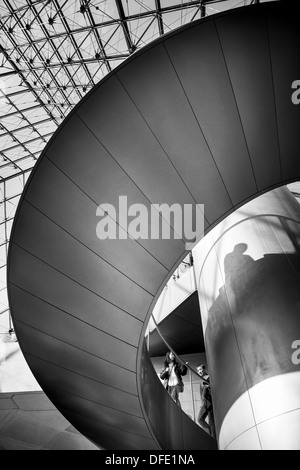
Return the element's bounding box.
[224,243,255,285]
[206,245,300,438]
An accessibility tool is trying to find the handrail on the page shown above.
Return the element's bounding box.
[147,312,216,439]
[140,340,218,450]
[149,312,209,384]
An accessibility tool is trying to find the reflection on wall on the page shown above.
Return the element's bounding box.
[193,186,300,449]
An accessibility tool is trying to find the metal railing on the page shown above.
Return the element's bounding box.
[146,312,216,439]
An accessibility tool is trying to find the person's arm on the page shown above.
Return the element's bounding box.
[203,373,210,385]
[160,367,169,380]
[180,363,188,376]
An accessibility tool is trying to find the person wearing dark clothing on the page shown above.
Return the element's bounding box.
[160,351,187,407]
[196,364,216,438]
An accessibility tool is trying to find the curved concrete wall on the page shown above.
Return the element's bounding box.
[192,187,300,449]
[7,2,300,449]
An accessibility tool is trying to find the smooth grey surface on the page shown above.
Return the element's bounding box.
[215,8,281,190]
[8,2,300,450]
[164,19,258,206]
[267,9,300,178]
[117,44,231,224]
[45,115,184,270]
[23,158,168,294]
[25,354,142,417]
[77,75,198,210]
[11,207,153,319]
[10,255,143,350]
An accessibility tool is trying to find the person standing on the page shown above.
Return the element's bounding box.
[196,364,216,438]
[160,351,187,407]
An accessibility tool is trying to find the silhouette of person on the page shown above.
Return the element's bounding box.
[224,243,254,292]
